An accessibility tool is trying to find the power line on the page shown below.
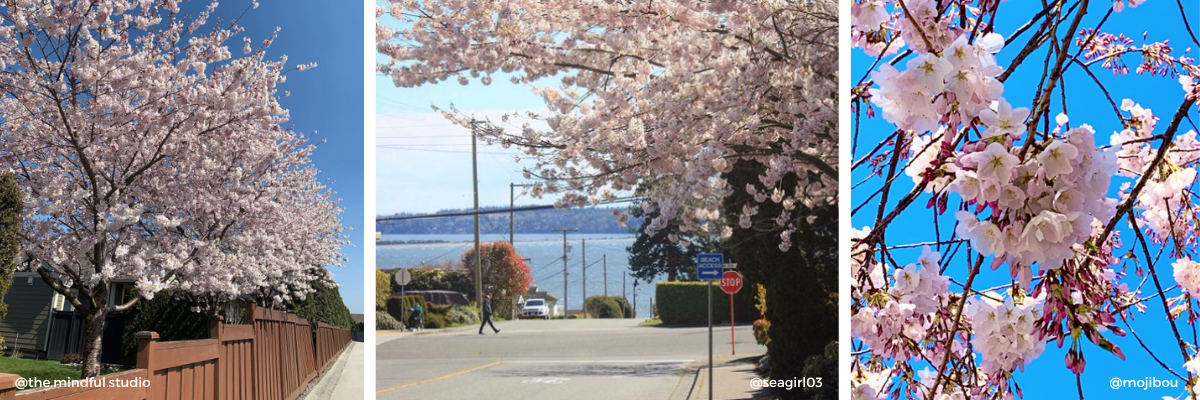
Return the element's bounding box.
[376,145,520,155]
[377,198,640,223]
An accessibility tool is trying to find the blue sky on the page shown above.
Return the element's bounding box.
[207,1,365,314]
[376,66,550,215]
[853,2,1199,398]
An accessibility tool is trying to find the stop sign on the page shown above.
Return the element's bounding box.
[720,271,743,294]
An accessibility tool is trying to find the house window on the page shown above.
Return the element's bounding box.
[112,283,137,308]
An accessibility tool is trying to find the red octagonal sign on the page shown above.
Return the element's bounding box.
[720,270,743,294]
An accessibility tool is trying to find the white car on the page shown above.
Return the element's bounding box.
[520,298,551,320]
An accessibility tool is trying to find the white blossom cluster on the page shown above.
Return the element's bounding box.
[966,292,1046,374]
[851,246,950,361]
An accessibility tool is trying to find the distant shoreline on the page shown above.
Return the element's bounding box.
[378,234,635,246]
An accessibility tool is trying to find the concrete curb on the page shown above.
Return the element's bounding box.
[684,354,768,400]
[299,342,353,400]
[382,320,508,337]
[683,366,702,400]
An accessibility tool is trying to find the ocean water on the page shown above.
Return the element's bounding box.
[376,233,655,317]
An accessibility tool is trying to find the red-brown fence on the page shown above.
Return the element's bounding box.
[314,322,351,372]
[0,305,352,400]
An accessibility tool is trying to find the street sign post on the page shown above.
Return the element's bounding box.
[697,253,724,280]
[721,270,743,355]
[394,269,412,296]
[695,253,724,400]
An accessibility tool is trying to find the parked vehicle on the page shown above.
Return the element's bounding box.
[520,298,551,320]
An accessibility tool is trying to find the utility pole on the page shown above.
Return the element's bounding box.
[632,279,638,319]
[623,272,627,299]
[509,183,533,245]
[558,229,577,315]
[603,255,608,297]
[582,238,587,314]
[471,119,482,307]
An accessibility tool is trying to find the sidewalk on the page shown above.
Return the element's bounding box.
[302,341,363,400]
[687,355,772,400]
[376,322,498,345]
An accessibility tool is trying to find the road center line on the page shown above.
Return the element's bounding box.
[376,360,502,394]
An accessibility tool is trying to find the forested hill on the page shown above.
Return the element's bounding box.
[377,206,640,234]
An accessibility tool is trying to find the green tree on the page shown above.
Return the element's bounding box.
[376,269,392,310]
[462,242,532,317]
[120,291,208,367]
[722,158,836,400]
[290,282,355,329]
[405,266,473,297]
[626,200,710,283]
[0,172,21,353]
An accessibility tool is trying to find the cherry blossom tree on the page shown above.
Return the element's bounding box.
[0,1,346,377]
[852,0,1200,399]
[376,0,837,250]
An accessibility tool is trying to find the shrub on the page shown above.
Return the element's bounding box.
[120,291,209,367]
[377,313,403,330]
[407,267,473,296]
[753,319,771,346]
[654,281,757,324]
[584,296,624,318]
[753,284,770,345]
[611,296,634,318]
[423,314,448,329]
[445,306,479,325]
[0,172,22,355]
[385,295,429,327]
[376,269,393,310]
[59,353,83,365]
[798,341,837,400]
[428,303,452,316]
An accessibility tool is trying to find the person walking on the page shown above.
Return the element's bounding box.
[479,295,500,334]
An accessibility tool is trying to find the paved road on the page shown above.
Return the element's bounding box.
[376,319,764,400]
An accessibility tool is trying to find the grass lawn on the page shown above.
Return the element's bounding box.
[0,357,119,389]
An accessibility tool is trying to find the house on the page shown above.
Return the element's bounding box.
[0,270,135,360]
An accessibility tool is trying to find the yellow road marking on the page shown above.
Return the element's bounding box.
[376,360,502,394]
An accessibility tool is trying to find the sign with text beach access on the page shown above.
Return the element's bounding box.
[697,253,724,280]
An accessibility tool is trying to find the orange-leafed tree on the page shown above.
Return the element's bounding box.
[462,242,532,318]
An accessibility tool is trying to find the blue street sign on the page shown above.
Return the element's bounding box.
[697,253,724,280]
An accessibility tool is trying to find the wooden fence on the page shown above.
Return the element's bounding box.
[0,304,353,400]
[313,322,351,372]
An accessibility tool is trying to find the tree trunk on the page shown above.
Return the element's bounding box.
[80,294,108,378]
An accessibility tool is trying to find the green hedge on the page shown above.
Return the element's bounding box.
[655,281,758,324]
[120,292,209,367]
[584,296,623,318]
[289,283,355,329]
[375,270,392,310]
[385,295,428,327]
[611,296,634,318]
[0,172,21,353]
